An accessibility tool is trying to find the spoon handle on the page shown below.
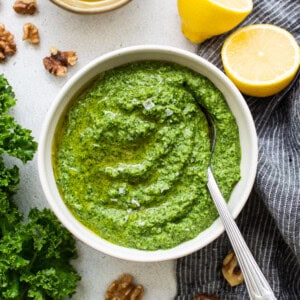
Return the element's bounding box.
[207,167,277,300]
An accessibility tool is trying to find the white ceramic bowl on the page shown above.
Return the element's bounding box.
[38,45,258,262]
[51,0,131,14]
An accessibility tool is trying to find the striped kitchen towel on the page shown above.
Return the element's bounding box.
[176,0,300,299]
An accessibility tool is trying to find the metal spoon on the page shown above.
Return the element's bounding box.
[199,104,277,300]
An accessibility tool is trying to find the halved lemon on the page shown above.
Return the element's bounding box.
[221,24,300,97]
[177,0,253,44]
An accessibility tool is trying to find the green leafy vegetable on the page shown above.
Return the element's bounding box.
[0,75,37,162]
[0,75,16,114]
[0,209,80,299]
[0,74,80,299]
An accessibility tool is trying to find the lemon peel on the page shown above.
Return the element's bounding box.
[177,0,253,44]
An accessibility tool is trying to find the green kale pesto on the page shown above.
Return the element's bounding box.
[53,61,241,250]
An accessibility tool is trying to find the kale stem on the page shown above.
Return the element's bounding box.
[19,285,29,300]
[28,250,38,271]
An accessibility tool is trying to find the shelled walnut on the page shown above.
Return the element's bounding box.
[222,250,244,287]
[43,47,78,77]
[194,294,219,300]
[0,24,16,62]
[13,0,37,15]
[105,273,144,300]
[23,23,40,44]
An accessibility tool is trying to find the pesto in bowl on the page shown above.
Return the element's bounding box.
[53,61,241,250]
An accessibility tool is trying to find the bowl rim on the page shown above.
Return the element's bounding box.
[51,0,131,13]
[38,45,258,262]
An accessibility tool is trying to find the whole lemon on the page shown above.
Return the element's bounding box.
[177,0,253,44]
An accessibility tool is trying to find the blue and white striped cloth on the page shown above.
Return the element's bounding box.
[176,0,300,299]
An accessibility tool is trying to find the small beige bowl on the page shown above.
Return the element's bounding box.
[51,0,131,14]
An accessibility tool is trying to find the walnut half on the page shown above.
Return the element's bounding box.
[222,250,244,287]
[23,23,40,45]
[194,294,219,300]
[43,47,78,77]
[105,273,144,300]
[0,24,16,62]
[13,0,37,15]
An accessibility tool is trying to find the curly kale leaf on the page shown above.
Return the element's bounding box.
[0,75,80,299]
[0,191,22,239]
[0,75,16,114]
[0,74,37,162]
[0,74,35,238]
[0,156,19,196]
[0,209,80,300]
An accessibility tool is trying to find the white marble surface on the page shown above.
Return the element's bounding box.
[1,1,196,299]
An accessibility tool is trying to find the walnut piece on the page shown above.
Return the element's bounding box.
[194,294,219,300]
[222,250,244,287]
[13,0,37,15]
[105,273,144,300]
[43,47,78,77]
[23,23,40,44]
[0,24,17,62]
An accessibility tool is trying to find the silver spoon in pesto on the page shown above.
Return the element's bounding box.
[199,104,277,300]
